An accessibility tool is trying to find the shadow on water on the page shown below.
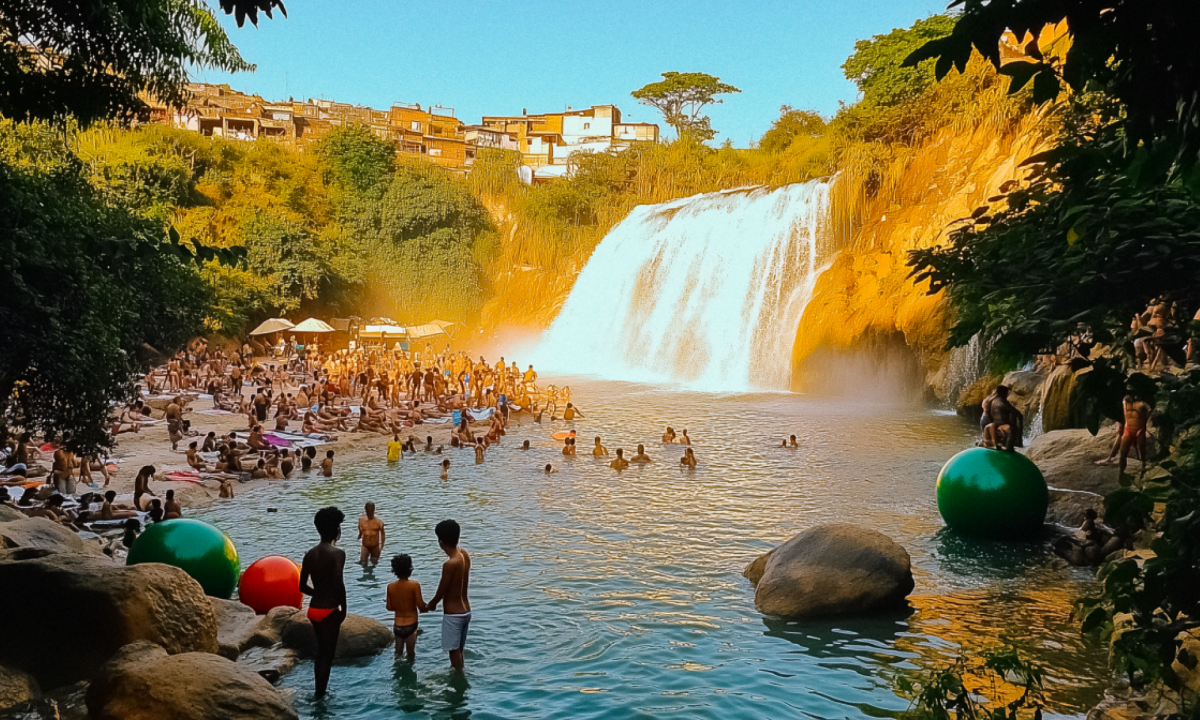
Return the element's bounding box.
[931,527,1060,580]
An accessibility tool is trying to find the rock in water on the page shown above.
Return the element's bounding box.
[211,597,262,659]
[0,663,40,711]
[0,554,218,688]
[86,642,297,720]
[754,524,914,618]
[277,608,394,658]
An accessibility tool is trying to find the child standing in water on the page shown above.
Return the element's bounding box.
[386,554,427,660]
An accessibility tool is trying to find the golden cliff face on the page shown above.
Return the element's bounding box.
[790,108,1055,396]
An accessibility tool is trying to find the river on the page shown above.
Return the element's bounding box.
[194,378,1106,720]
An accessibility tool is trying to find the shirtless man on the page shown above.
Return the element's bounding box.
[662,427,677,443]
[218,476,235,499]
[300,507,348,698]
[52,446,77,496]
[609,448,629,470]
[1118,395,1151,474]
[592,436,608,457]
[563,403,583,421]
[426,519,471,671]
[357,502,386,566]
[982,385,1024,451]
[321,450,335,478]
[680,447,698,468]
[631,444,651,463]
[165,397,184,450]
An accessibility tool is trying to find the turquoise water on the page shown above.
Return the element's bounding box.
[194,379,1106,719]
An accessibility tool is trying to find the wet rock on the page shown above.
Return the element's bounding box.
[211,597,262,659]
[238,645,300,680]
[754,524,914,618]
[742,547,776,586]
[1024,427,1132,524]
[1040,364,1081,432]
[0,553,218,689]
[86,642,297,720]
[0,663,40,711]
[278,609,394,658]
[1002,369,1045,418]
[244,605,301,649]
[0,516,98,555]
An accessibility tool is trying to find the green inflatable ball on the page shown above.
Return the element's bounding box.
[936,447,1048,539]
[127,519,240,598]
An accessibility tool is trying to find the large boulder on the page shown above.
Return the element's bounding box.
[1040,364,1081,432]
[1002,369,1046,419]
[754,524,914,619]
[742,548,776,586]
[0,554,218,688]
[277,608,394,658]
[211,597,262,659]
[1025,427,1127,526]
[0,504,26,522]
[0,515,98,555]
[0,663,40,711]
[86,642,297,720]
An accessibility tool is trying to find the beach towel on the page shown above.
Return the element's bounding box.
[452,410,462,426]
[164,470,205,484]
[262,433,294,448]
[466,408,495,422]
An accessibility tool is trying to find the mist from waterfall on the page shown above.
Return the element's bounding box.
[534,180,838,392]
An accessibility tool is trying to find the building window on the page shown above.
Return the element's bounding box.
[584,122,590,130]
[429,148,442,156]
[411,121,422,131]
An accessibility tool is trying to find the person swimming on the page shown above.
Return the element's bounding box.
[441,459,451,480]
[609,448,629,471]
[662,426,677,443]
[592,436,608,457]
[544,463,558,474]
[631,444,651,463]
[680,447,697,468]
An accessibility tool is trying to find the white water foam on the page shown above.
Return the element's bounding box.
[534,180,838,392]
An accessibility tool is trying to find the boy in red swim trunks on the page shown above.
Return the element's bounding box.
[300,506,347,698]
[386,554,427,659]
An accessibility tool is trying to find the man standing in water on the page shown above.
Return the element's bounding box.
[300,507,347,698]
[357,502,385,566]
[426,519,471,671]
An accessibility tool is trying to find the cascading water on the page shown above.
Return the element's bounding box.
[535,180,838,392]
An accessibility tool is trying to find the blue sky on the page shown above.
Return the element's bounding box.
[197,0,949,146]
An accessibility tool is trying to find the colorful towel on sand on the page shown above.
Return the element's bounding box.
[465,408,495,422]
[197,409,233,415]
[163,470,205,484]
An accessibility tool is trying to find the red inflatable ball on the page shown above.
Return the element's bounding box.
[238,555,302,615]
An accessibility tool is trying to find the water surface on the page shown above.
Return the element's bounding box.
[195,378,1105,719]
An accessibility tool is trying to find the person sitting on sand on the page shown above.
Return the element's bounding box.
[631,444,651,463]
[164,489,182,519]
[387,553,427,660]
[662,426,677,443]
[98,490,138,521]
[592,436,608,457]
[321,450,335,478]
[609,448,629,471]
[680,447,697,469]
[186,442,207,471]
[202,432,218,453]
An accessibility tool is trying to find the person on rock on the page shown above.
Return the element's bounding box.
[300,506,347,699]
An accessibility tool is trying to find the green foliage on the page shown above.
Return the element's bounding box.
[632,72,741,141]
[844,15,957,110]
[345,161,493,321]
[0,120,210,454]
[316,124,397,196]
[758,106,826,153]
[895,646,1046,719]
[908,0,1200,696]
[0,0,258,126]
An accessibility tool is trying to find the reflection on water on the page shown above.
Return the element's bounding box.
[194,379,1105,719]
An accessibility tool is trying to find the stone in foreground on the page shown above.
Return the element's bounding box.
[86,642,297,720]
[0,554,218,688]
[753,524,914,618]
[0,663,40,711]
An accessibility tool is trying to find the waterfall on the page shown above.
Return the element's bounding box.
[534,180,838,392]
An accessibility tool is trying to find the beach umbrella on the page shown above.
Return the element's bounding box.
[292,318,335,333]
[249,318,294,336]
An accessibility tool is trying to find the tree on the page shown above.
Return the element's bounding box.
[316,124,397,197]
[758,106,826,153]
[632,72,740,141]
[0,120,212,454]
[0,0,279,126]
[843,15,956,110]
